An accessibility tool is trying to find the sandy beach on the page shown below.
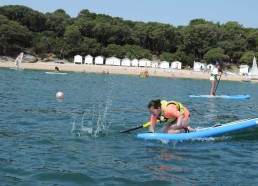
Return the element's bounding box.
[0,59,247,82]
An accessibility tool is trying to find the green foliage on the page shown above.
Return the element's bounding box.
[123,45,151,59]
[0,14,32,55]
[160,52,175,62]
[239,51,258,65]
[102,44,125,58]
[31,31,58,54]
[203,48,229,63]
[80,37,101,56]
[63,25,83,56]
[45,9,72,37]
[0,5,258,64]
[245,28,258,51]
[183,19,220,59]
[0,5,47,32]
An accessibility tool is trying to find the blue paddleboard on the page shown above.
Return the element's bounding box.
[137,118,258,141]
[188,95,250,99]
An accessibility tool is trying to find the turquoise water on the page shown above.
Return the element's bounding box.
[1,68,258,185]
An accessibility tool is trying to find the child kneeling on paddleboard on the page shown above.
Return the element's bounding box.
[148,99,195,134]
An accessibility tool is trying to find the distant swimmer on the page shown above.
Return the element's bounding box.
[54,66,60,73]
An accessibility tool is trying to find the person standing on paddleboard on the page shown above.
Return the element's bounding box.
[210,62,223,96]
[147,99,195,134]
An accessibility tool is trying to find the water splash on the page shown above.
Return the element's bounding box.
[71,102,112,137]
[71,76,113,137]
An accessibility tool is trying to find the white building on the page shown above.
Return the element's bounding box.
[95,56,104,65]
[239,65,249,75]
[171,61,182,69]
[84,55,93,65]
[193,61,206,71]
[131,59,139,67]
[106,57,121,66]
[121,58,131,66]
[159,61,170,69]
[139,58,151,67]
[74,55,82,64]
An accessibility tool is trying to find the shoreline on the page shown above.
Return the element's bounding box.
[0,60,248,82]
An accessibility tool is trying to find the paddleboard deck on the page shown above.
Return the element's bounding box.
[137,118,258,141]
[188,94,250,99]
[46,72,67,75]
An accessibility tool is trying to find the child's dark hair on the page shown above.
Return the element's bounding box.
[147,99,161,109]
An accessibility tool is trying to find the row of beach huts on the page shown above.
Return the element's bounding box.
[74,54,220,71]
[74,55,183,69]
[73,54,255,74]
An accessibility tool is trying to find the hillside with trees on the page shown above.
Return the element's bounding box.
[1,5,258,67]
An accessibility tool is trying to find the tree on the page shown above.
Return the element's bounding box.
[203,48,229,63]
[144,22,177,55]
[79,37,101,56]
[45,9,72,37]
[102,44,125,58]
[0,5,46,32]
[0,15,32,55]
[63,25,83,56]
[31,31,58,55]
[239,51,258,65]
[160,52,174,62]
[183,19,220,59]
[217,21,247,63]
[245,28,258,51]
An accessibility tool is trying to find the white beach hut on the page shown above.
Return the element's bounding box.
[131,59,139,67]
[193,61,207,71]
[106,57,121,66]
[113,57,121,66]
[84,55,93,65]
[171,61,182,69]
[239,65,249,75]
[139,58,151,67]
[95,56,104,65]
[74,55,82,64]
[121,58,131,67]
[159,61,170,69]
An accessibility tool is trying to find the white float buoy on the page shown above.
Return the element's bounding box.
[56,91,64,99]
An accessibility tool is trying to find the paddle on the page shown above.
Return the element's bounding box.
[212,123,222,127]
[214,73,222,95]
[120,121,151,133]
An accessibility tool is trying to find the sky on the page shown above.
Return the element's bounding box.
[1,0,258,28]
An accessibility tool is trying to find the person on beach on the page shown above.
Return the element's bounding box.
[139,70,149,78]
[147,99,195,134]
[210,63,222,96]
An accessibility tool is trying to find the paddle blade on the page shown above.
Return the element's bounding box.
[120,121,151,133]
[120,125,143,133]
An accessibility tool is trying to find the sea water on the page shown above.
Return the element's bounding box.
[1,68,258,185]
